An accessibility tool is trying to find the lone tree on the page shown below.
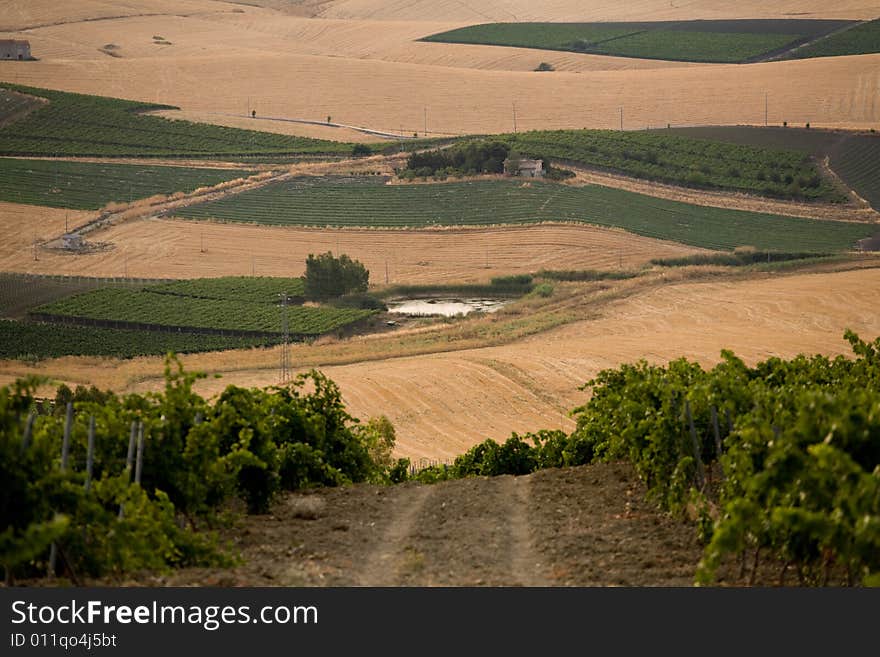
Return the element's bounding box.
[304,252,369,300]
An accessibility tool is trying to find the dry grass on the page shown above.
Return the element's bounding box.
[1,5,878,141]
[0,216,706,280]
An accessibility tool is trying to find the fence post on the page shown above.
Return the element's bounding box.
[134,421,145,485]
[711,406,722,459]
[685,400,706,488]
[119,420,138,518]
[21,408,36,453]
[84,416,95,493]
[49,402,74,577]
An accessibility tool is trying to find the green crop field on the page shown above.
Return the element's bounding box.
[0,273,172,320]
[173,177,874,252]
[148,276,305,303]
[35,287,374,335]
[661,126,880,211]
[0,158,252,210]
[791,18,880,59]
[500,129,842,202]
[0,84,374,158]
[422,19,855,63]
[0,319,279,360]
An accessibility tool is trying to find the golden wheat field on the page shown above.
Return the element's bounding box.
[4,267,878,460]
[179,267,880,459]
[0,212,705,281]
[1,0,878,139]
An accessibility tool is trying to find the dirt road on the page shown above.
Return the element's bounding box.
[145,463,704,587]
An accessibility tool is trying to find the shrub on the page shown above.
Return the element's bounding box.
[534,62,555,71]
[351,144,372,157]
[304,252,369,300]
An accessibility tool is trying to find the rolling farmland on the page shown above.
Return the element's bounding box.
[662,127,880,210]
[502,129,843,202]
[0,84,365,157]
[0,158,253,210]
[173,177,874,252]
[423,20,858,63]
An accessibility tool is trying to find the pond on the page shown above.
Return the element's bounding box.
[387,297,508,317]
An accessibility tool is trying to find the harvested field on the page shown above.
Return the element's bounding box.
[1,7,878,137]
[4,267,879,461]
[198,267,880,460]
[0,201,92,257]
[0,216,704,281]
[315,1,880,22]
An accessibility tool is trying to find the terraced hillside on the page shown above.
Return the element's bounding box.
[173,177,873,252]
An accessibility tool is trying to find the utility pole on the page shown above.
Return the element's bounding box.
[764,92,768,126]
[619,107,623,131]
[385,259,389,284]
[423,107,427,136]
[513,101,517,133]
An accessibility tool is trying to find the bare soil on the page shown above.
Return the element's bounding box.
[131,462,707,587]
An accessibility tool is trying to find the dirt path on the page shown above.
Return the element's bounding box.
[357,485,433,586]
[507,476,550,587]
[125,462,705,587]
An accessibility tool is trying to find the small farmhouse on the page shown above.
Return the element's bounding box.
[0,40,32,61]
[503,157,544,178]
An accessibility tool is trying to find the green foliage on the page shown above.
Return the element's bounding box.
[534,62,555,71]
[0,84,363,157]
[565,332,880,585]
[0,157,250,210]
[403,140,510,178]
[304,252,370,300]
[351,143,373,157]
[173,177,872,252]
[0,358,394,581]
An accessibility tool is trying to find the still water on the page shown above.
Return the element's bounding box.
[387,298,508,317]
